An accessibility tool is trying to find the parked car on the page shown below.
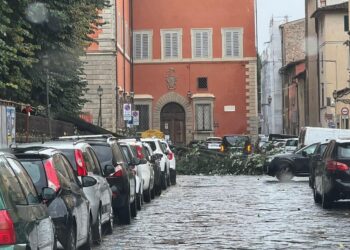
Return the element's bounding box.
[308,142,328,189]
[161,140,176,185]
[141,138,171,190]
[283,138,299,153]
[60,135,137,225]
[119,142,144,210]
[220,135,252,155]
[313,139,350,208]
[143,142,162,196]
[14,147,99,249]
[17,140,114,244]
[0,151,56,249]
[119,139,154,203]
[205,137,222,151]
[265,143,319,181]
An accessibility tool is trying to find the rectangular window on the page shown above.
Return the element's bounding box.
[222,28,243,58]
[192,29,212,59]
[196,104,212,131]
[135,105,150,131]
[344,15,349,32]
[197,77,208,89]
[133,31,152,60]
[161,29,181,59]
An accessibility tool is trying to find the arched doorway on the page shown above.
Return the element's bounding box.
[160,102,185,145]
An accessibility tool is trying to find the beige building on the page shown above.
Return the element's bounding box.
[312,1,349,128]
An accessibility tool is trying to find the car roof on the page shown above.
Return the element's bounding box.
[14,140,90,149]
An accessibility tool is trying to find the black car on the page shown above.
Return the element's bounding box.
[314,139,350,208]
[0,152,56,249]
[266,143,319,181]
[220,135,252,155]
[14,148,95,249]
[308,142,328,188]
[59,135,137,225]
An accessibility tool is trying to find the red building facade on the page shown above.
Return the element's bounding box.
[132,0,258,144]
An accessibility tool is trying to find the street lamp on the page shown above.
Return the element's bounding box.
[97,85,103,127]
[42,54,52,138]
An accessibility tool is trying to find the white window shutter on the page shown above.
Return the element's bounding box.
[172,32,178,58]
[195,32,202,58]
[202,32,209,58]
[134,33,142,60]
[164,33,171,58]
[225,31,233,57]
[232,31,240,57]
[142,33,149,59]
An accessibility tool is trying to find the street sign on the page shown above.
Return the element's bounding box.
[341,107,349,116]
[123,103,132,121]
[132,111,139,126]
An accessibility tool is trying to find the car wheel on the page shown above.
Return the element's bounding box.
[313,183,321,204]
[118,199,131,225]
[131,196,137,218]
[105,210,114,235]
[161,172,167,190]
[136,193,142,211]
[151,186,155,199]
[321,177,333,209]
[167,171,171,186]
[92,210,102,245]
[170,169,176,185]
[144,185,151,203]
[65,225,76,250]
[276,163,293,182]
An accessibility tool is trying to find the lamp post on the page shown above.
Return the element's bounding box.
[261,95,272,135]
[97,85,103,127]
[42,54,52,138]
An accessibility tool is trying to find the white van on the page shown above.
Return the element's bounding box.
[298,127,350,148]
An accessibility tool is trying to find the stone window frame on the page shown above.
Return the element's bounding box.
[191,28,213,60]
[221,27,244,59]
[160,28,183,61]
[133,95,153,130]
[192,94,215,133]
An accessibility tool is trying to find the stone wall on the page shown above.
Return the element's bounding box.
[246,60,259,140]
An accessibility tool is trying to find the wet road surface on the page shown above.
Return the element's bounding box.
[95,175,350,249]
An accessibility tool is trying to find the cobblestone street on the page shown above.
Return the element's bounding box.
[94,175,350,249]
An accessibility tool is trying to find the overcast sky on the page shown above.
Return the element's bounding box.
[257,0,305,53]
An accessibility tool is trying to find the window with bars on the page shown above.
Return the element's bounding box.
[135,105,150,132]
[197,77,208,89]
[162,30,181,59]
[222,28,243,58]
[133,31,152,60]
[196,104,212,131]
[192,29,212,59]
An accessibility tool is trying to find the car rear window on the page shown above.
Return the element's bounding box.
[337,143,350,158]
[20,160,47,195]
[0,192,5,209]
[144,141,157,151]
[60,149,76,170]
[286,140,298,147]
[224,136,249,147]
[91,145,113,163]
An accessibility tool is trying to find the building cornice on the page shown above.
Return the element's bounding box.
[134,57,257,64]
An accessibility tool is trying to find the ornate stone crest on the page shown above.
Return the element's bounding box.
[165,68,177,90]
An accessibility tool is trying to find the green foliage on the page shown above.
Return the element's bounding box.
[176,146,274,176]
[0,0,109,115]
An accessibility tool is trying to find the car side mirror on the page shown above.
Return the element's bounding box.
[164,150,169,155]
[314,154,322,161]
[82,176,97,187]
[302,151,308,157]
[155,153,163,160]
[104,165,115,176]
[42,187,56,201]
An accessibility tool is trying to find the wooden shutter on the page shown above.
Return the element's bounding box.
[141,33,149,59]
[225,31,233,57]
[202,32,209,57]
[172,32,178,58]
[164,33,171,58]
[134,33,142,59]
[195,32,202,58]
[232,31,240,57]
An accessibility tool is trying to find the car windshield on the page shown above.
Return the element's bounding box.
[224,136,248,147]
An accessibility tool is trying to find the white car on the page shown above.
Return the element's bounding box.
[160,140,176,185]
[284,138,299,153]
[141,138,170,190]
[119,139,154,203]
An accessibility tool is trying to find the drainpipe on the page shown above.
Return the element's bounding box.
[130,0,134,98]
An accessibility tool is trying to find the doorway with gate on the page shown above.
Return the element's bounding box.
[160,102,186,145]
